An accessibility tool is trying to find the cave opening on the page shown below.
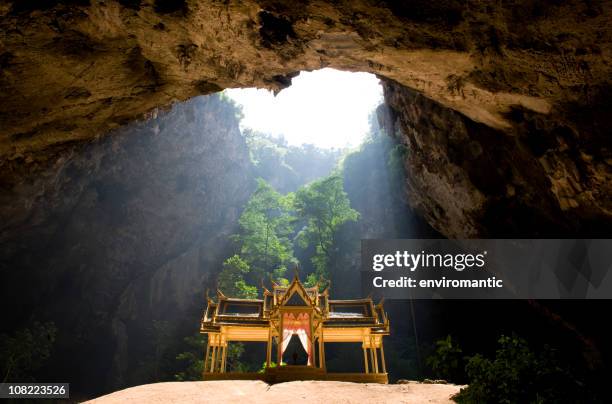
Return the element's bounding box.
[184,69,441,384]
[225,68,383,149]
[211,68,430,295]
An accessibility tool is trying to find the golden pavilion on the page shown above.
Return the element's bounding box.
[200,274,390,383]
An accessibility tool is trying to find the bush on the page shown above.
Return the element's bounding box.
[426,335,464,383]
[454,334,589,404]
[175,336,250,380]
[174,334,206,381]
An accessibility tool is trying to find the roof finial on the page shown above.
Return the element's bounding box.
[293,263,300,281]
[261,278,271,294]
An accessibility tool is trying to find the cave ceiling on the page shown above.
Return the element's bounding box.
[0,0,610,237]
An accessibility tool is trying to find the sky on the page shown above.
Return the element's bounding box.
[224,68,383,149]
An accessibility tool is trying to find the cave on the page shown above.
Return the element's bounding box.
[0,1,611,402]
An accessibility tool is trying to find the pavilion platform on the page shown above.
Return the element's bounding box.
[204,366,388,384]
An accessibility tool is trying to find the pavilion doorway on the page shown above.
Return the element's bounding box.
[282,334,308,365]
[279,311,313,366]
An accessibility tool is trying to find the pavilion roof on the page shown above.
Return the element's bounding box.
[200,276,389,333]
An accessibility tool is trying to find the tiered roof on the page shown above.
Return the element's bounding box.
[200,274,389,334]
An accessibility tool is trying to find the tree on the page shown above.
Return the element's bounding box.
[293,174,359,280]
[244,130,342,194]
[175,334,206,381]
[233,179,297,284]
[217,255,258,298]
[213,180,296,371]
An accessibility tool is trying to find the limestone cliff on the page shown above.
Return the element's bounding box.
[0,95,255,393]
[323,114,439,298]
[383,80,611,237]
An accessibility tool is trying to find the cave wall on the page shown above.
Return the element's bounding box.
[1,0,610,238]
[324,117,439,299]
[382,80,611,237]
[0,95,255,394]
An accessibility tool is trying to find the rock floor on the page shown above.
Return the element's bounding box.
[85,380,463,404]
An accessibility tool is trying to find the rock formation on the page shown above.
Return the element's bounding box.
[383,80,611,237]
[84,380,463,404]
[1,0,610,236]
[0,95,255,393]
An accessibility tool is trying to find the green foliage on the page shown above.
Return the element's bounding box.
[293,174,359,279]
[277,277,290,286]
[0,321,57,382]
[175,335,249,380]
[175,334,206,381]
[455,334,588,404]
[233,179,297,284]
[245,130,290,173]
[244,130,342,194]
[257,360,285,373]
[226,343,250,372]
[218,255,258,298]
[211,179,298,373]
[304,273,318,288]
[425,335,463,382]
